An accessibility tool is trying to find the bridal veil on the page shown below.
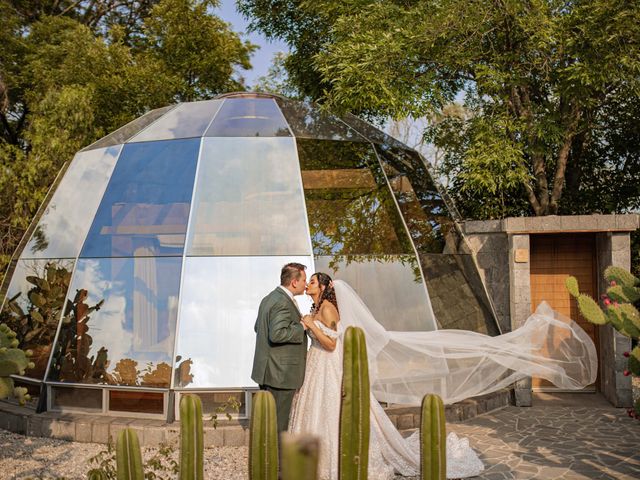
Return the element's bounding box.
[333,280,597,405]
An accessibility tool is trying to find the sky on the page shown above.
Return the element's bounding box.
[215,1,290,88]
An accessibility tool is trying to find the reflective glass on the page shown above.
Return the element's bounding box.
[0,259,75,380]
[81,139,199,258]
[206,98,291,137]
[83,106,176,151]
[48,257,182,387]
[341,113,407,148]
[297,139,414,256]
[129,100,222,142]
[275,97,365,141]
[374,145,458,254]
[315,255,436,331]
[174,256,313,388]
[187,138,310,256]
[420,254,500,335]
[51,386,102,412]
[23,146,121,259]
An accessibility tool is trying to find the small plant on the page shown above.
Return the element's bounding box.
[209,395,242,429]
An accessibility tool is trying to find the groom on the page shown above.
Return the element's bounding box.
[251,262,308,433]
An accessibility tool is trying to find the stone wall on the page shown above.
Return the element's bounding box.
[460,214,639,408]
[596,232,633,407]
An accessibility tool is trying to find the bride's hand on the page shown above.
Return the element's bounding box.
[301,315,315,330]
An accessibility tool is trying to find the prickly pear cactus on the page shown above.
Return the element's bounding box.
[566,265,640,418]
[0,323,34,404]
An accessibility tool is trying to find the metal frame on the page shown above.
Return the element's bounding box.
[173,388,257,421]
[47,382,169,419]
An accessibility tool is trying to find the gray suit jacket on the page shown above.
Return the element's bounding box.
[251,288,308,390]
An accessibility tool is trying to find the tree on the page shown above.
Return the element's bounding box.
[240,0,640,218]
[0,0,254,284]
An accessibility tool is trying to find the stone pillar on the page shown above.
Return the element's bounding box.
[596,232,633,407]
[508,233,532,406]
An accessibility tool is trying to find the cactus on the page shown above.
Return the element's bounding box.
[179,394,204,480]
[566,266,640,418]
[420,394,446,480]
[281,433,319,480]
[87,468,109,480]
[0,261,73,378]
[116,428,144,480]
[0,323,34,404]
[339,326,370,480]
[249,390,278,480]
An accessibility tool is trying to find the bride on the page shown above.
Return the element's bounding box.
[288,272,597,479]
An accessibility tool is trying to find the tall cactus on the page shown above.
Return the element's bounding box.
[0,323,34,404]
[116,428,144,480]
[87,469,109,480]
[421,394,446,480]
[249,390,279,480]
[179,393,204,480]
[339,326,370,480]
[281,433,319,480]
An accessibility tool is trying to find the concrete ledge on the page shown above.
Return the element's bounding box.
[385,387,513,430]
[0,388,514,445]
[462,214,639,235]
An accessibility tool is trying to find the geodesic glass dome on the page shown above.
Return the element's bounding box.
[0,93,498,417]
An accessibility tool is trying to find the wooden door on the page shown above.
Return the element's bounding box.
[529,234,599,391]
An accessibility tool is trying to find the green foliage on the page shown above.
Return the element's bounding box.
[116,429,144,480]
[179,394,204,480]
[280,433,319,480]
[253,52,300,98]
[629,346,640,377]
[339,326,370,480]
[241,0,640,219]
[420,394,446,480]
[249,391,278,480]
[0,0,255,285]
[87,469,109,480]
[0,323,34,404]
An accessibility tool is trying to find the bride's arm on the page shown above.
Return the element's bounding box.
[302,304,339,352]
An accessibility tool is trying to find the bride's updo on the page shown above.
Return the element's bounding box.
[310,272,339,314]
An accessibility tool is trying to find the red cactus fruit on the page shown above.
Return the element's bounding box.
[624,351,630,357]
[623,369,631,376]
[604,298,611,306]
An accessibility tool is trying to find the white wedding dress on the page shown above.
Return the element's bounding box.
[288,280,597,480]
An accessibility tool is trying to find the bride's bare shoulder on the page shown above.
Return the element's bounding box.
[319,301,340,331]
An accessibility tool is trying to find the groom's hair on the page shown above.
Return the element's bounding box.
[281,263,306,286]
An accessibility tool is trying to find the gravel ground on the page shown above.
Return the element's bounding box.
[0,429,249,480]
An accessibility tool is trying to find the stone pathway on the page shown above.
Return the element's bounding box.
[443,393,640,479]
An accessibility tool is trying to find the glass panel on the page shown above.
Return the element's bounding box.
[187,138,310,256]
[297,139,414,256]
[194,391,246,417]
[48,257,182,387]
[174,256,313,388]
[315,255,436,331]
[206,98,291,137]
[374,145,459,254]
[0,259,75,380]
[421,254,499,335]
[109,390,164,414]
[83,106,176,151]
[129,100,222,142]
[341,113,407,147]
[22,146,121,259]
[51,386,102,412]
[81,139,199,258]
[275,97,365,141]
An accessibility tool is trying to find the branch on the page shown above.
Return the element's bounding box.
[550,103,582,212]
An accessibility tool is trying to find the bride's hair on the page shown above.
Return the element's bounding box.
[310,272,339,314]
